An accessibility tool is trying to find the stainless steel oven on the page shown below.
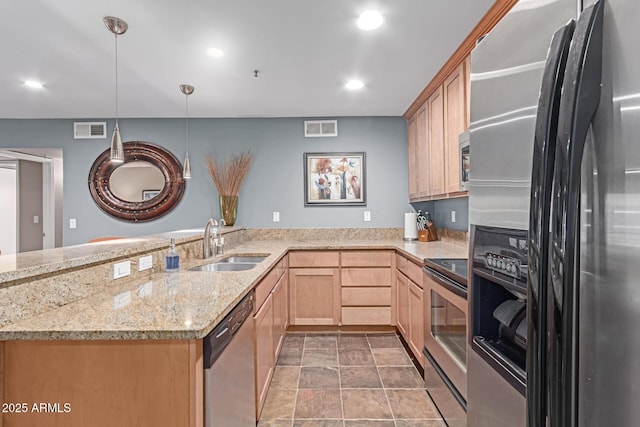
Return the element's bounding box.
[423,258,468,427]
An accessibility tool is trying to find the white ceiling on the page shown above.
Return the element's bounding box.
[0,0,494,119]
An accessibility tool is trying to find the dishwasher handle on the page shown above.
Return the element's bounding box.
[203,291,255,369]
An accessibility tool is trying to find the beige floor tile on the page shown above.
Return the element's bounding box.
[342,389,393,419]
[271,366,301,390]
[298,366,340,389]
[371,347,413,366]
[294,389,342,419]
[378,366,425,388]
[386,389,440,419]
[337,334,370,348]
[344,421,396,427]
[278,346,304,366]
[395,420,446,427]
[301,348,338,367]
[304,334,337,349]
[261,389,297,419]
[258,420,293,427]
[338,348,375,366]
[340,366,382,388]
[293,420,343,427]
[367,334,402,348]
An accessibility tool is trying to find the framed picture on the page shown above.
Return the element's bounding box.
[304,152,366,206]
[142,189,161,200]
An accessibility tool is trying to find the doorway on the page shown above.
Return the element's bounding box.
[0,161,17,255]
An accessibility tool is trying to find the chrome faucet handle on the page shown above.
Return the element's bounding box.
[219,219,226,228]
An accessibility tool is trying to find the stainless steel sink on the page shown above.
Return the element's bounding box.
[218,255,268,264]
[189,262,257,272]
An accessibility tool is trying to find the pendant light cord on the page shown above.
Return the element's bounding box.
[114,34,119,127]
[185,93,189,153]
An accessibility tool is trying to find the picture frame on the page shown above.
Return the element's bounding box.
[142,189,161,200]
[304,152,366,206]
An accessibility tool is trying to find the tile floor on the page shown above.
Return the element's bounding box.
[258,333,446,427]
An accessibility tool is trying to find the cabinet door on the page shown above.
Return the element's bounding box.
[428,86,445,196]
[272,275,286,359]
[289,268,340,325]
[444,62,467,194]
[407,114,419,200]
[416,105,431,197]
[254,294,274,419]
[408,280,424,366]
[396,271,409,339]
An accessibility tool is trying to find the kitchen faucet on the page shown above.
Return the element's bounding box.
[203,218,218,259]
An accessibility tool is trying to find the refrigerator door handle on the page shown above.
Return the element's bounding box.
[526,19,575,427]
[549,1,604,426]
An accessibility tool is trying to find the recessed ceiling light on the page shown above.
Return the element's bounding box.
[206,47,225,58]
[357,11,384,30]
[24,80,44,89]
[346,80,365,90]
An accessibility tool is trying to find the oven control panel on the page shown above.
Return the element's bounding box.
[484,252,521,279]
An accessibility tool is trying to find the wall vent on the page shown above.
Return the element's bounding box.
[73,122,107,139]
[304,120,338,137]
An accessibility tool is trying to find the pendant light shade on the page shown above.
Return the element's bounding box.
[104,16,128,163]
[180,84,194,179]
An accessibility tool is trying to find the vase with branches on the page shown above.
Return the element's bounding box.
[205,150,253,226]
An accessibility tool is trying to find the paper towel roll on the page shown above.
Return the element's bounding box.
[404,213,418,240]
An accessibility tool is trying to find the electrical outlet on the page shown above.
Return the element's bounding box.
[33,215,39,224]
[138,255,153,271]
[364,211,371,222]
[273,211,280,222]
[113,261,131,279]
[451,210,456,223]
[69,218,77,229]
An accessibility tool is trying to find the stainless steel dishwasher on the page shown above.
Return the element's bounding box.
[204,291,255,427]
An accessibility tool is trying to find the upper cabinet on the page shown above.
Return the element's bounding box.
[404,0,518,202]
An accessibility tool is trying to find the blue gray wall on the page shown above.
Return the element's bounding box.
[411,197,469,232]
[0,117,410,246]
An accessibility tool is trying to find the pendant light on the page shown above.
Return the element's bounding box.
[180,84,194,179]
[104,16,128,163]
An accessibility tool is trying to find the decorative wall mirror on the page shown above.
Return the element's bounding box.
[88,141,186,222]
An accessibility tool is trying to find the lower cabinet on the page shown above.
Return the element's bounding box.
[272,273,288,359]
[289,268,340,325]
[396,256,425,367]
[254,293,274,420]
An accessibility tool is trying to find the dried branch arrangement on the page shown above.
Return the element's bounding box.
[205,150,253,196]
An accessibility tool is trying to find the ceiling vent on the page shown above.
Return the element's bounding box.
[304,120,338,137]
[73,122,106,139]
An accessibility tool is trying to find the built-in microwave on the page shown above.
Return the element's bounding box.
[459,130,470,191]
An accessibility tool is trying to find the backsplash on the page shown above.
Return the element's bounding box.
[246,228,403,241]
[410,197,469,232]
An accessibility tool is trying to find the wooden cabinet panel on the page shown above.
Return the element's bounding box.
[407,261,423,287]
[408,280,424,367]
[272,275,287,359]
[3,340,202,427]
[255,259,283,312]
[396,253,408,276]
[255,293,274,418]
[396,271,409,338]
[289,251,340,268]
[341,250,393,267]
[444,62,467,194]
[428,86,445,196]
[341,268,391,287]
[342,287,391,306]
[464,54,471,129]
[407,115,419,200]
[342,307,392,325]
[289,268,340,325]
[416,106,431,197]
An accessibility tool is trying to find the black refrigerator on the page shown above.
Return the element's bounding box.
[468,0,640,426]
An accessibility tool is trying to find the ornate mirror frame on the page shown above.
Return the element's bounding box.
[88,141,186,222]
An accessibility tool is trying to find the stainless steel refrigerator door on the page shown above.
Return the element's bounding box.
[468,0,577,230]
[578,0,640,425]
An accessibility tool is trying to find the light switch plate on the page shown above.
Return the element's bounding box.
[138,255,153,271]
[33,215,39,224]
[364,211,371,222]
[451,210,456,223]
[273,211,280,222]
[69,218,77,229]
[113,261,131,279]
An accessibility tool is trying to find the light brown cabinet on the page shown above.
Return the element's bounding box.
[407,114,419,200]
[289,267,341,325]
[254,293,274,418]
[416,106,431,198]
[272,273,288,359]
[444,62,467,194]
[428,86,445,196]
[395,253,425,367]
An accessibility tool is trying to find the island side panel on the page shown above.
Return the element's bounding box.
[2,339,202,427]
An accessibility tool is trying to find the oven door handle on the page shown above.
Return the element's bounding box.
[424,267,467,299]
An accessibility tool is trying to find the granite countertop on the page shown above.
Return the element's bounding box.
[0,239,467,341]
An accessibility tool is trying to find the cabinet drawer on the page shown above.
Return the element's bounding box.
[396,253,408,275]
[341,251,393,267]
[407,260,423,287]
[342,287,391,306]
[289,251,339,268]
[255,259,283,311]
[342,307,392,325]
[342,268,391,287]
